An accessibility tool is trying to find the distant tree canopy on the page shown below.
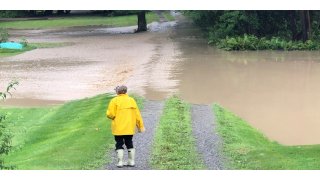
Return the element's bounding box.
[184,10,320,42]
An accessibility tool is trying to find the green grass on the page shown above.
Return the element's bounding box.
[0,94,118,169]
[0,13,159,29]
[162,12,175,21]
[0,42,70,57]
[151,96,205,170]
[214,104,320,169]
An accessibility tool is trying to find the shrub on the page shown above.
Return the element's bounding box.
[0,114,13,169]
[19,38,28,47]
[0,11,27,18]
[0,28,9,42]
[0,81,18,170]
[216,34,320,51]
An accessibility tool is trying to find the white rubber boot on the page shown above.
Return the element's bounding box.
[116,149,124,168]
[128,148,135,167]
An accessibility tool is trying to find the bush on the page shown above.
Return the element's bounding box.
[216,34,320,51]
[0,114,13,169]
[19,38,28,47]
[0,81,18,169]
[0,11,27,18]
[0,28,9,42]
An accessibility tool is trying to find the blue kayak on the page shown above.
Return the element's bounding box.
[0,42,23,50]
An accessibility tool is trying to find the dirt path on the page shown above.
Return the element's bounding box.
[105,100,164,170]
[191,104,224,170]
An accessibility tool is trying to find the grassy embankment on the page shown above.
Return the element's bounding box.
[0,94,143,169]
[151,96,205,170]
[214,104,320,169]
[0,12,160,29]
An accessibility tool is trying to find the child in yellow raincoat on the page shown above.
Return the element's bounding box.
[106,85,145,168]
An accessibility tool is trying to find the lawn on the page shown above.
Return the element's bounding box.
[0,93,142,169]
[0,12,159,29]
[214,104,320,169]
[0,42,70,58]
[151,96,205,170]
[162,12,176,21]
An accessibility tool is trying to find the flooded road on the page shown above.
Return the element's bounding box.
[0,19,180,105]
[2,14,320,145]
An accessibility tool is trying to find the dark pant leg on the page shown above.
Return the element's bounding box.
[123,135,134,149]
[114,136,124,150]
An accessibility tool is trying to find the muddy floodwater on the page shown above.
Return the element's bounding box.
[2,14,320,145]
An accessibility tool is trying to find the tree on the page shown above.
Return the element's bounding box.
[136,11,147,32]
[300,10,312,41]
[0,81,18,170]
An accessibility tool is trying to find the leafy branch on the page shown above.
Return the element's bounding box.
[0,81,19,100]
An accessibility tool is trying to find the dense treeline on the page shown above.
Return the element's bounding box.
[184,11,320,50]
[0,10,142,18]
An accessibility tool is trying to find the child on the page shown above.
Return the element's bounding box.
[106,85,145,167]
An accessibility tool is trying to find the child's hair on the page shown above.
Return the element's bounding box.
[115,85,127,94]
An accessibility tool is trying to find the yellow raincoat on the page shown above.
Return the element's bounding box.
[106,94,145,135]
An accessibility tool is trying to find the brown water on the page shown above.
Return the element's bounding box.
[170,16,320,145]
[2,14,320,145]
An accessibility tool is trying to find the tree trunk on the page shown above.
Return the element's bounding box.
[300,10,312,42]
[306,10,312,40]
[289,11,298,40]
[136,11,147,32]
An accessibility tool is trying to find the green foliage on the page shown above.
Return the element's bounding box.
[216,34,320,51]
[0,81,18,169]
[0,11,27,18]
[185,10,320,46]
[0,114,14,169]
[0,81,19,100]
[0,28,9,42]
[162,11,175,21]
[214,104,320,169]
[19,38,28,47]
[151,96,205,170]
[103,10,141,17]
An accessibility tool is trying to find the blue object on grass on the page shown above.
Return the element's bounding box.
[0,42,23,50]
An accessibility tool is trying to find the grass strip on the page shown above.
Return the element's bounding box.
[151,96,205,169]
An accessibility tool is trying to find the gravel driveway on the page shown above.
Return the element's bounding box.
[191,104,224,170]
